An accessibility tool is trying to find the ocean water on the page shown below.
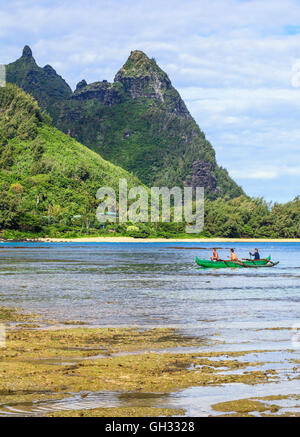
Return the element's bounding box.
[0,241,299,416]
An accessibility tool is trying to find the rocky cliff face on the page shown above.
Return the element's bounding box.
[114,51,190,117]
[187,160,219,194]
[72,80,125,105]
[115,51,170,100]
[6,46,243,199]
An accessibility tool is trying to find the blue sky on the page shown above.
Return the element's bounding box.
[1,0,300,203]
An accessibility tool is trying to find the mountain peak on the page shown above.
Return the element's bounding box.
[6,46,72,111]
[127,50,151,65]
[115,50,163,80]
[22,45,33,58]
[114,50,172,102]
[6,48,243,199]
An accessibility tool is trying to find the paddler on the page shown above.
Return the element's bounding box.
[228,248,238,261]
[249,248,260,260]
[210,248,220,262]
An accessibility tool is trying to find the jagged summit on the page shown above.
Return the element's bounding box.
[130,50,149,60]
[115,50,169,82]
[114,50,172,102]
[22,45,33,58]
[115,50,160,78]
[6,46,72,111]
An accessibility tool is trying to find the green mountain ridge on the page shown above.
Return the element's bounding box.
[6,46,72,119]
[7,47,244,199]
[0,83,141,235]
[1,84,299,239]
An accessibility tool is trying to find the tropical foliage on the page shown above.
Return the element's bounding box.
[1,85,299,240]
[0,84,141,237]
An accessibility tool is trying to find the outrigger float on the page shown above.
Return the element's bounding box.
[195,256,279,269]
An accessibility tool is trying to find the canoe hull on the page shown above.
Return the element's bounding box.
[195,256,271,269]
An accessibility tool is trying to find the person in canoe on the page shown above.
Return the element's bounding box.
[249,248,260,260]
[210,248,220,262]
[228,248,238,261]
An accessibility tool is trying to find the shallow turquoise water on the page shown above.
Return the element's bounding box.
[0,242,299,333]
[0,241,299,416]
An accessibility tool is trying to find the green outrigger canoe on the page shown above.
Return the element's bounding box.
[196,256,279,269]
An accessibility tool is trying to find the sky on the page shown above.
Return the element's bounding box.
[1,0,300,203]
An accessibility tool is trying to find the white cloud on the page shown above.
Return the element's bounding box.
[230,169,279,180]
[231,165,300,180]
[1,0,300,201]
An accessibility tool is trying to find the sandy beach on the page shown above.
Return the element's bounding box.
[19,237,300,243]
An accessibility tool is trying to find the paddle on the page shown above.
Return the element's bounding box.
[223,260,232,267]
[223,259,244,267]
[242,258,255,264]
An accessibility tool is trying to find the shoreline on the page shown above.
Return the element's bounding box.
[1,237,300,243]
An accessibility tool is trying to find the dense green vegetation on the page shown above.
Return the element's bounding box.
[71,196,300,239]
[0,84,143,238]
[7,47,243,199]
[1,67,299,240]
[4,194,299,240]
[204,196,300,238]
